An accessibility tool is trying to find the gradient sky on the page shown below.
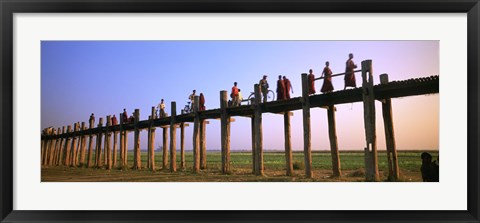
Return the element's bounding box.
[41,41,439,151]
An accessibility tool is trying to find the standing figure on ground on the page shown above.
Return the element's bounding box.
[238,89,243,106]
[283,76,293,99]
[89,113,95,126]
[344,53,358,90]
[199,93,206,111]
[158,99,166,118]
[111,115,118,125]
[420,152,439,182]
[276,75,286,101]
[259,75,269,103]
[320,61,334,93]
[231,82,239,106]
[308,69,316,95]
[189,90,196,112]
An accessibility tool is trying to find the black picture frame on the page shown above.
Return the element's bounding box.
[1,0,479,222]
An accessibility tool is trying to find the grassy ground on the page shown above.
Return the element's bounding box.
[41,150,438,182]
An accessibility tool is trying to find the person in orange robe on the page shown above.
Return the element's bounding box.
[344,53,358,90]
[199,93,206,111]
[276,75,286,100]
[283,76,293,99]
[320,61,334,93]
[308,69,316,95]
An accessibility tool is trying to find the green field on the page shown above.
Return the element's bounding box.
[41,150,438,182]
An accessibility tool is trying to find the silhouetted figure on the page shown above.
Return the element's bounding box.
[276,75,286,101]
[158,99,166,118]
[129,113,135,123]
[308,69,316,95]
[122,109,128,123]
[238,89,243,106]
[189,90,196,112]
[111,115,118,125]
[259,75,269,103]
[321,61,334,93]
[283,76,293,99]
[344,53,357,90]
[231,82,240,106]
[420,152,439,182]
[199,93,206,111]
[89,113,95,126]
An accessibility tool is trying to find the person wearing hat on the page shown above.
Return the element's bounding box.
[259,75,269,103]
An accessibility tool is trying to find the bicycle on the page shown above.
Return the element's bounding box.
[181,101,192,114]
[247,90,275,105]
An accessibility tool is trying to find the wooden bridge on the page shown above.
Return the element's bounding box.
[40,60,439,181]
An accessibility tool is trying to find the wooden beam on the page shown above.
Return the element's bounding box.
[106,116,112,170]
[380,73,399,181]
[253,84,263,176]
[327,105,341,177]
[193,96,200,173]
[220,90,231,174]
[200,119,207,170]
[180,122,185,170]
[251,115,256,174]
[79,122,87,167]
[149,106,156,171]
[133,109,141,170]
[301,73,313,178]
[361,60,379,181]
[64,125,72,166]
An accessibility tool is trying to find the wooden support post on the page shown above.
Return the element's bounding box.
[87,120,95,168]
[119,113,124,168]
[251,115,256,174]
[106,115,113,170]
[301,73,313,178]
[70,123,79,167]
[200,120,207,169]
[74,124,81,166]
[47,129,57,166]
[58,126,66,166]
[95,118,104,168]
[163,127,169,170]
[124,131,129,167]
[253,84,263,176]
[53,127,62,166]
[380,73,399,181]
[170,102,177,172]
[361,60,379,181]
[148,106,156,171]
[64,125,72,166]
[220,91,231,174]
[327,105,341,177]
[133,109,141,170]
[79,122,87,166]
[112,127,118,168]
[41,137,46,165]
[180,122,186,170]
[193,96,200,173]
[284,112,293,176]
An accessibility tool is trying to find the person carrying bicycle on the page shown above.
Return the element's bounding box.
[188,90,196,112]
[259,75,269,103]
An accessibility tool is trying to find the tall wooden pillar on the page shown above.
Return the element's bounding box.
[64,125,72,166]
[123,131,129,167]
[119,113,124,168]
[180,123,186,170]
[133,109,141,170]
[253,84,263,176]
[58,126,66,166]
[220,91,231,174]
[193,96,201,173]
[47,129,57,166]
[301,73,313,178]
[112,126,118,168]
[148,106,156,171]
[54,127,62,166]
[380,73,399,181]
[87,120,94,168]
[170,102,177,172]
[79,122,87,166]
[95,118,104,168]
[163,127,169,170]
[70,123,79,167]
[284,112,293,176]
[361,60,379,181]
[106,115,113,170]
[200,120,207,169]
[327,105,341,177]
[251,115,256,174]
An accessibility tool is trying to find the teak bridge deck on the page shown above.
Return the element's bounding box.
[41,60,439,181]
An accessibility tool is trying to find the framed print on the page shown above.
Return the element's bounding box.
[1,0,479,222]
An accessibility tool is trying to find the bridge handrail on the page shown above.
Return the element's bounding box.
[315,69,362,81]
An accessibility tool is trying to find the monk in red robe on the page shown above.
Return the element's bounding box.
[199,93,206,111]
[344,53,357,90]
[276,75,286,100]
[283,76,293,99]
[308,69,316,95]
[320,61,334,93]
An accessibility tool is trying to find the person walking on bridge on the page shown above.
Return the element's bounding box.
[283,76,293,99]
[199,93,206,111]
[308,69,316,95]
[276,75,286,101]
[344,53,358,90]
[259,75,269,103]
[89,113,95,126]
[231,82,240,106]
[321,61,334,93]
[158,99,166,118]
